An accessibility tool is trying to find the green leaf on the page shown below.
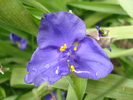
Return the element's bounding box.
[67,2,127,15]
[105,44,133,58]
[10,67,33,88]
[118,0,133,18]
[1,57,27,65]
[0,39,31,60]
[96,0,119,5]
[33,82,49,98]
[119,57,133,79]
[36,0,68,12]
[84,94,104,100]
[17,91,35,100]
[104,26,133,40]
[0,72,11,84]
[26,7,44,20]
[84,12,111,27]
[20,0,50,13]
[86,74,133,100]
[57,89,63,100]
[87,24,133,40]
[65,75,78,100]
[0,21,29,39]
[18,82,48,100]
[52,77,69,90]
[3,95,18,100]
[70,74,87,100]
[52,74,133,100]
[0,87,6,99]
[66,85,78,100]
[0,0,38,36]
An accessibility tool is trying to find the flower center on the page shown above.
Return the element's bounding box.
[59,44,67,52]
[59,44,77,72]
[59,44,77,54]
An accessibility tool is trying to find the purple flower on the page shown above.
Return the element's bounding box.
[10,33,27,50]
[44,91,66,100]
[24,11,113,86]
[44,91,57,100]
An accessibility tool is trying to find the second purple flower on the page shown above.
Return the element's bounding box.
[10,33,27,50]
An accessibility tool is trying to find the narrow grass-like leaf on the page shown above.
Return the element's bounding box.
[67,2,127,15]
[21,0,50,13]
[1,57,27,65]
[3,95,18,100]
[18,83,49,100]
[66,85,78,100]
[105,44,133,58]
[119,57,133,79]
[105,26,133,40]
[0,0,38,36]
[52,77,69,90]
[118,0,133,18]
[87,26,133,40]
[96,0,119,5]
[86,74,133,100]
[0,72,11,84]
[36,0,68,12]
[65,75,78,100]
[17,91,35,100]
[0,39,31,59]
[53,74,133,100]
[26,7,44,19]
[0,87,6,99]
[70,75,87,100]
[10,68,33,88]
[85,12,111,27]
[0,21,29,39]
[57,89,63,100]
[84,94,104,100]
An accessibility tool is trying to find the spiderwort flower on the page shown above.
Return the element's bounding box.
[44,91,66,100]
[10,33,27,50]
[24,11,113,86]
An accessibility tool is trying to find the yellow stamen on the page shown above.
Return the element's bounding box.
[70,65,75,72]
[73,47,77,51]
[64,44,67,48]
[60,44,67,51]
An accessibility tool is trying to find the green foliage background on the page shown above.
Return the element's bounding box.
[0,0,133,100]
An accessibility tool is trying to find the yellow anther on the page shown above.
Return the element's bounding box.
[73,47,77,51]
[70,65,75,72]
[64,44,67,48]
[60,44,67,51]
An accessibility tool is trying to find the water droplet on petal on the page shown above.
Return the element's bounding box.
[96,73,98,76]
[32,68,37,72]
[44,64,50,69]
[55,66,60,75]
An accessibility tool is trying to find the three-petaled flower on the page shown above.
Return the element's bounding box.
[24,11,113,86]
[10,33,27,50]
